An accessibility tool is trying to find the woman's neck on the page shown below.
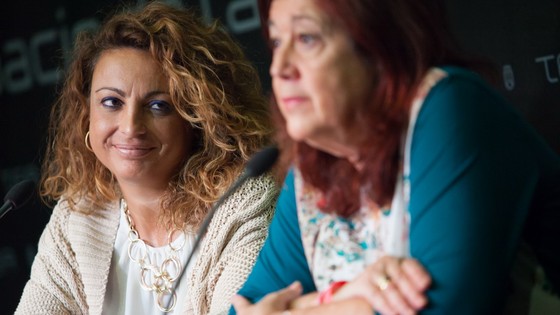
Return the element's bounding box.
[120,183,170,247]
[305,133,364,172]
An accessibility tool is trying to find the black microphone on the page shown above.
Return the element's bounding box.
[165,145,279,310]
[0,179,36,220]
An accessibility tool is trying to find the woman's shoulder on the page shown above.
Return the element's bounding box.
[235,174,279,203]
[45,197,120,246]
[45,197,86,230]
[53,196,120,222]
[438,65,490,83]
[430,66,501,102]
[415,65,517,133]
[40,198,73,238]
[216,174,279,220]
[244,173,279,194]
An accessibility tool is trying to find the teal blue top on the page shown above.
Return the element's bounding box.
[231,67,560,314]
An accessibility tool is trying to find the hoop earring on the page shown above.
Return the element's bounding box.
[85,131,94,152]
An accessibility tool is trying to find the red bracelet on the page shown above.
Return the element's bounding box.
[317,281,348,304]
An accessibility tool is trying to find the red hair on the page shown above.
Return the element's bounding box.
[260,0,477,216]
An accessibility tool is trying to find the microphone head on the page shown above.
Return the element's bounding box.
[245,146,279,178]
[4,179,36,210]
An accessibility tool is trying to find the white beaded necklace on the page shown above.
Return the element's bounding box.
[122,199,186,313]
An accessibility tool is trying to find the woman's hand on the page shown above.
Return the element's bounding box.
[332,256,431,315]
[232,256,430,315]
[232,281,303,315]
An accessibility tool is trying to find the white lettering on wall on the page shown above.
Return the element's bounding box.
[198,0,261,32]
[1,0,261,96]
[199,0,213,24]
[0,7,99,95]
[2,40,33,94]
[502,64,515,91]
[29,29,59,85]
[226,0,260,34]
[535,54,560,84]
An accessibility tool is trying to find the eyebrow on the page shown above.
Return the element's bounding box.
[269,15,333,36]
[268,14,321,28]
[94,87,170,98]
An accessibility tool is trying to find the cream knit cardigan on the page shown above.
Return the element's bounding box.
[15,175,278,315]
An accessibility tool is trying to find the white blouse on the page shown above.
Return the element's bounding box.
[102,203,197,315]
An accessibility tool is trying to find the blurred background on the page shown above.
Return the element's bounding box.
[0,0,558,313]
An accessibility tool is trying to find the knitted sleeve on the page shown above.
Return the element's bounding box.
[15,200,88,314]
[189,174,279,315]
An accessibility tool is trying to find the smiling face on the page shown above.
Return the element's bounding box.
[268,0,372,157]
[88,48,192,190]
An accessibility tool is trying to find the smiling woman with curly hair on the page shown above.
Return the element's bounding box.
[16,2,277,314]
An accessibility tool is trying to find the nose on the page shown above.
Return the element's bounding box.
[269,42,298,80]
[120,102,146,136]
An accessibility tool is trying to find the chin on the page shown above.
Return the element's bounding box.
[286,125,310,143]
[302,138,329,154]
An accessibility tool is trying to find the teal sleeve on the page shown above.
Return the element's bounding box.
[409,68,560,314]
[229,170,316,315]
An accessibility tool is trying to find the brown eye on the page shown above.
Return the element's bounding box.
[101,97,123,109]
[269,37,281,50]
[296,33,320,48]
[148,100,172,116]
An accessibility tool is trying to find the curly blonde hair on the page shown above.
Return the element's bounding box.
[41,2,272,227]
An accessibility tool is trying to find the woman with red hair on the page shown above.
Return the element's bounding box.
[231,0,560,314]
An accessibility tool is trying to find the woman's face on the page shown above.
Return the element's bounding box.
[268,0,372,152]
[88,48,193,189]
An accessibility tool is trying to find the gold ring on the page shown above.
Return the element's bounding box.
[375,274,391,291]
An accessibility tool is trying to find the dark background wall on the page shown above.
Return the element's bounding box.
[0,0,558,313]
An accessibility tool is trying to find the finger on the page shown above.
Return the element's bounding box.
[371,267,416,315]
[392,275,428,309]
[369,283,398,315]
[401,259,431,291]
[384,259,427,309]
[285,281,303,298]
[264,281,303,307]
[379,282,416,315]
[370,257,388,274]
[231,294,252,311]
